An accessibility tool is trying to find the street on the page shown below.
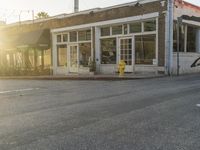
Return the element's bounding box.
[0,75,200,150]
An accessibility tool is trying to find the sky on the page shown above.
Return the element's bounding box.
[0,0,200,23]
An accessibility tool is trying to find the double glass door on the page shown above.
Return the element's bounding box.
[62,43,92,73]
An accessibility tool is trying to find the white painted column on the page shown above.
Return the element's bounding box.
[91,27,94,61]
[52,33,57,75]
[95,27,101,73]
[166,0,174,75]
[196,29,200,53]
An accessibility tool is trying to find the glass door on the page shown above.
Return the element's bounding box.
[69,45,78,73]
[119,37,133,72]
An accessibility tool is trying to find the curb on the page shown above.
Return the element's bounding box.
[0,75,166,81]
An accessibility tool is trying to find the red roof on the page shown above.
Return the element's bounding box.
[175,0,200,13]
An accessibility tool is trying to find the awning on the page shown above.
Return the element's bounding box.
[1,29,50,50]
[0,34,19,50]
[182,15,200,22]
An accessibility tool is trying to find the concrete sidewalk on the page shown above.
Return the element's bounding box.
[0,73,166,80]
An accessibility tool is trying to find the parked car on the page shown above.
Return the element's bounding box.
[191,57,200,68]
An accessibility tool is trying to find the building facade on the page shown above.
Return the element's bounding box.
[0,0,199,76]
[173,0,200,74]
[51,0,167,75]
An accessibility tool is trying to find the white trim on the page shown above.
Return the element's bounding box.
[132,36,136,71]
[51,12,159,33]
[77,31,79,42]
[99,31,157,39]
[183,20,200,27]
[141,22,144,32]
[91,27,94,61]
[17,45,29,48]
[127,24,130,35]
[39,44,49,47]
[55,29,92,45]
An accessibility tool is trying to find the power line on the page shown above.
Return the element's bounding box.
[0,9,34,23]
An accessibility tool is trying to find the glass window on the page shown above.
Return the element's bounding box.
[135,35,156,65]
[101,38,116,64]
[78,30,91,41]
[101,27,110,36]
[112,25,122,35]
[70,31,77,42]
[187,26,197,52]
[173,23,178,52]
[63,34,68,42]
[44,49,51,67]
[28,49,35,68]
[144,20,156,32]
[57,45,67,66]
[173,23,185,52]
[79,43,91,67]
[130,22,142,33]
[86,30,91,41]
[57,35,62,43]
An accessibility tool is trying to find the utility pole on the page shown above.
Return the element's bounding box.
[167,0,174,76]
[177,17,182,76]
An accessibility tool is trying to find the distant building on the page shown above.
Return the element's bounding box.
[0,0,199,76]
[0,21,6,27]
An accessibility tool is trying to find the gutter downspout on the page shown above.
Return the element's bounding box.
[166,0,174,76]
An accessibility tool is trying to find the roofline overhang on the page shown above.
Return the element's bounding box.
[4,0,160,27]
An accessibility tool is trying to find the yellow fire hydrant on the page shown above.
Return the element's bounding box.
[118,60,126,76]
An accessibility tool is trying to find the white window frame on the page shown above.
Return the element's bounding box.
[98,18,158,66]
[52,12,159,73]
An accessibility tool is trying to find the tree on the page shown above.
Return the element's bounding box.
[35,12,49,19]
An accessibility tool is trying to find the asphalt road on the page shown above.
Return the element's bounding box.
[0,74,200,150]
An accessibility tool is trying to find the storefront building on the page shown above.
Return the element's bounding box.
[51,0,166,75]
[0,0,199,76]
[172,0,200,74]
[0,29,51,75]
